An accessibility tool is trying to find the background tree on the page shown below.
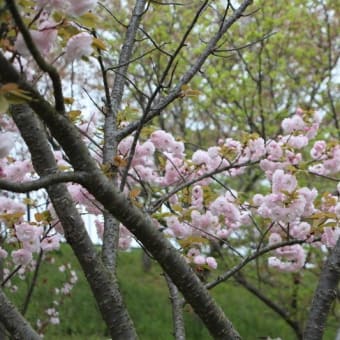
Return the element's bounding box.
[0,1,338,339]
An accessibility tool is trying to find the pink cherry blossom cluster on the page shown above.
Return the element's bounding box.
[0,221,61,267]
[113,110,339,272]
[254,170,317,223]
[260,111,324,179]
[0,108,339,280]
[309,142,340,176]
[13,0,96,63]
[187,247,218,270]
[117,129,267,189]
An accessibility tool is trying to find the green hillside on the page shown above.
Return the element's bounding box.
[5,245,338,339]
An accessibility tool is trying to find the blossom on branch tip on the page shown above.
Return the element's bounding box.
[281,115,306,134]
[193,255,206,266]
[268,244,306,272]
[15,223,43,243]
[150,130,176,152]
[206,257,217,269]
[12,248,33,266]
[41,235,61,252]
[65,32,93,63]
[321,227,340,248]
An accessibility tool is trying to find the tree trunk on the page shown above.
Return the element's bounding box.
[11,105,137,340]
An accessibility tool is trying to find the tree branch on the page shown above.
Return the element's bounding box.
[0,288,41,340]
[234,272,303,339]
[303,239,340,339]
[101,0,147,272]
[206,239,309,290]
[165,274,186,340]
[0,171,87,193]
[11,104,137,340]
[117,0,254,141]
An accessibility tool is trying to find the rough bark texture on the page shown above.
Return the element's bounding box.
[165,274,186,340]
[0,288,40,340]
[11,105,137,340]
[101,0,147,272]
[303,240,340,340]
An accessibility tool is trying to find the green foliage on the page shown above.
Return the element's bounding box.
[5,245,338,339]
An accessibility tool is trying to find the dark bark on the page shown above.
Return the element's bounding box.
[165,274,186,340]
[11,105,137,340]
[101,213,120,272]
[0,288,40,340]
[101,0,147,272]
[303,241,340,340]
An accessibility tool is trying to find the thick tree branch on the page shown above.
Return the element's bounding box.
[11,104,137,340]
[103,0,147,158]
[0,171,86,193]
[303,239,340,339]
[0,288,41,340]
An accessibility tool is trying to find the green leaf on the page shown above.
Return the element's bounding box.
[0,94,9,113]
[76,13,99,27]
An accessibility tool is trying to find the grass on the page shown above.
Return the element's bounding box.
[5,244,339,339]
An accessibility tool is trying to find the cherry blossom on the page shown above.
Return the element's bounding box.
[15,22,57,57]
[64,32,94,63]
[0,247,8,259]
[310,140,327,159]
[321,227,340,248]
[193,255,206,266]
[0,132,16,158]
[272,169,297,194]
[206,257,218,269]
[41,235,61,252]
[281,115,306,134]
[268,244,306,272]
[12,248,33,266]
